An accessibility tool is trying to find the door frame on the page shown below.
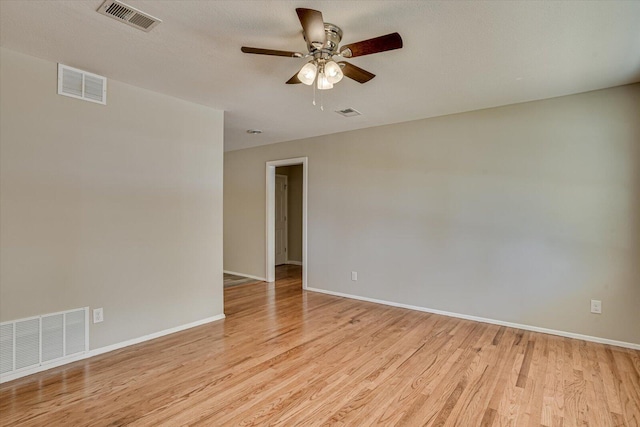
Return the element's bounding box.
[266,157,308,288]
[274,174,288,266]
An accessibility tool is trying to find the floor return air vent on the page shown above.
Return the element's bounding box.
[0,308,89,381]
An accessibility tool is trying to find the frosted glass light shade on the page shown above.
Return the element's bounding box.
[297,62,317,85]
[324,60,343,84]
[317,72,333,90]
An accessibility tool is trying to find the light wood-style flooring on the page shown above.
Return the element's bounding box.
[1,265,639,426]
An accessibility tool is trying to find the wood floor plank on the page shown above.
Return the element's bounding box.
[1,265,639,426]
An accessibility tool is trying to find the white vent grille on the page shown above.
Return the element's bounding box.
[15,319,39,370]
[98,0,162,32]
[0,324,15,374]
[0,308,88,377]
[0,323,13,374]
[58,64,107,105]
[65,310,86,356]
[335,108,362,117]
[42,314,64,362]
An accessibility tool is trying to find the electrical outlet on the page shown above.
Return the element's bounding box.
[93,307,104,323]
[590,300,602,314]
[351,271,358,281]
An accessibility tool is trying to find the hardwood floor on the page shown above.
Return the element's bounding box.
[1,265,639,426]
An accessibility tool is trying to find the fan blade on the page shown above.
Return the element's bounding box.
[241,46,303,58]
[339,32,403,58]
[286,73,302,84]
[338,62,376,83]
[296,8,326,49]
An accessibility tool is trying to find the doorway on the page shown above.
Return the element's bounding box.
[266,157,308,288]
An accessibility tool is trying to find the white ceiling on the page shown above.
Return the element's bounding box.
[1,1,639,151]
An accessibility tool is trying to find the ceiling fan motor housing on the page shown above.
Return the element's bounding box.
[304,23,343,55]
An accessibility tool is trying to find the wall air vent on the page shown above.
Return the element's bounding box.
[97,0,162,32]
[0,308,89,382]
[335,108,362,118]
[57,64,107,105]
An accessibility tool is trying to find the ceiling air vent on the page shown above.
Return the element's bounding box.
[335,108,362,118]
[97,0,162,32]
[57,64,107,105]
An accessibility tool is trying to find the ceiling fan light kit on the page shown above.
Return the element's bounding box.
[297,62,317,85]
[324,60,343,84]
[299,59,343,90]
[241,8,403,105]
[316,71,333,90]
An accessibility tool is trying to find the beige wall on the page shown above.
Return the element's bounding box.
[276,165,303,263]
[0,48,225,349]
[224,83,640,345]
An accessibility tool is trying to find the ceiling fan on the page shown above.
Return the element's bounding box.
[241,8,403,90]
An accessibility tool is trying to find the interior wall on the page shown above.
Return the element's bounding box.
[275,165,303,263]
[0,48,225,350]
[224,83,640,345]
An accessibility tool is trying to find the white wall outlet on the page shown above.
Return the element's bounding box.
[590,299,602,314]
[351,271,358,281]
[93,307,104,323]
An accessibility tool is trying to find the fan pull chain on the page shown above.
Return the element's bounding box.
[320,88,324,111]
[312,79,316,106]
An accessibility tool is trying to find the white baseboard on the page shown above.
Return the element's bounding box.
[306,287,640,351]
[285,260,302,266]
[224,270,267,282]
[0,314,226,384]
[87,314,226,358]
